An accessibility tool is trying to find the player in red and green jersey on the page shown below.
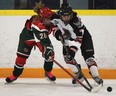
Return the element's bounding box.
[6,5,56,83]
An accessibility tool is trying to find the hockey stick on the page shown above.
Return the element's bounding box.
[53,59,103,93]
[61,34,103,91]
[53,59,91,92]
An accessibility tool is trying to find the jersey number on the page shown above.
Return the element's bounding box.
[39,33,47,39]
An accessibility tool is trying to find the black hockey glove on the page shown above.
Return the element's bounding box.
[62,29,71,40]
[54,30,62,41]
[44,46,54,62]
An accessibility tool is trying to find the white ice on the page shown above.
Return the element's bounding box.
[0,78,116,96]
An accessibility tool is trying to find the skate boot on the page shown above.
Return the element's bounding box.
[72,72,84,84]
[93,76,103,85]
[6,75,17,83]
[45,71,56,83]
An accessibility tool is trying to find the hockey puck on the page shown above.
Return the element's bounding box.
[107,86,112,92]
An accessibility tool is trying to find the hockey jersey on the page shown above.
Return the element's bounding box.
[51,12,86,43]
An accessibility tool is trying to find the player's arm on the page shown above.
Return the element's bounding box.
[32,27,54,61]
[71,12,86,43]
[51,20,70,41]
[51,14,64,41]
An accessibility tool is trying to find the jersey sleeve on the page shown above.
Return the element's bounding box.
[72,12,85,29]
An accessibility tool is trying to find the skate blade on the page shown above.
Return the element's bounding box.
[45,77,56,84]
[73,78,84,86]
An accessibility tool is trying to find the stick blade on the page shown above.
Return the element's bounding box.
[91,83,103,93]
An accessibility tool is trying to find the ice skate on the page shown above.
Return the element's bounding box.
[72,72,84,85]
[6,75,17,83]
[45,71,56,84]
[72,63,84,85]
[93,76,103,85]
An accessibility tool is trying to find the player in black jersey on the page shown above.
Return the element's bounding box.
[51,2,103,85]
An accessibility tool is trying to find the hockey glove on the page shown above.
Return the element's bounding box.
[44,46,54,62]
[54,30,62,41]
[62,29,71,40]
[54,29,71,41]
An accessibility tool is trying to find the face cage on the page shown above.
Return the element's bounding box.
[60,13,73,25]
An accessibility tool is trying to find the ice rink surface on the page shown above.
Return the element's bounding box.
[0,78,116,96]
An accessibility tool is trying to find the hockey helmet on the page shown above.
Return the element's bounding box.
[39,7,54,19]
[58,4,73,24]
[58,4,73,16]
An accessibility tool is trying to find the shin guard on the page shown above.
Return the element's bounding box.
[86,57,99,77]
[14,56,26,77]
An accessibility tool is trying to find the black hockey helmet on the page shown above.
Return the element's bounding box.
[58,3,73,16]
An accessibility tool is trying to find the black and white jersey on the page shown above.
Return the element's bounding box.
[51,12,85,43]
[51,11,95,62]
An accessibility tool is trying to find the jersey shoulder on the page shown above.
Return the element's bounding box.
[25,15,39,28]
[31,18,48,32]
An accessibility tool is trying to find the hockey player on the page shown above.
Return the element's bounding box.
[6,5,56,83]
[51,3,103,85]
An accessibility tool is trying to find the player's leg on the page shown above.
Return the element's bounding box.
[6,29,34,83]
[81,29,103,85]
[6,56,27,83]
[44,61,56,82]
[63,43,84,84]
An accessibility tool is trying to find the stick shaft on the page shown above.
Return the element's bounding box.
[53,59,91,92]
